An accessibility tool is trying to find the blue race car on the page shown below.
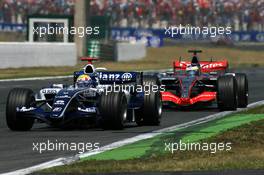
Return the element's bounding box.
[6,58,162,130]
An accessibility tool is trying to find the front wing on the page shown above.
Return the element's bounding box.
[161,91,216,106]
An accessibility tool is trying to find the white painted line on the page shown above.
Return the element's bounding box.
[0,75,73,82]
[0,69,172,82]
[3,100,264,175]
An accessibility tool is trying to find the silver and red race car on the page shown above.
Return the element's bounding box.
[159,50,248,110]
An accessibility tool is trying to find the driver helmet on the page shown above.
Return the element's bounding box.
[186,65,199,76]
[76,74,94,88]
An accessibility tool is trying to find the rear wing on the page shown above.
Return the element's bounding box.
[173,60,228,73]
[81,57,99,64]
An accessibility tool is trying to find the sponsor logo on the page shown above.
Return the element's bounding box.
[54,100,65,105]
[179,62,225,69]
[78,107,96,113]
[52,107,62,112]
[99,72,120,81]
[56,95,71,99]
[41,88,58,94]
[256,33,264,42]
[83,90,97,97]
[202,63,224,69]
[16,107,36,112]
[52,84,63,89]
[99,72,133,81]
[121,73,133,81]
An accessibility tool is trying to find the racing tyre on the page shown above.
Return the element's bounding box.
[236,73,248,108]
[6,88,35,131]
[135,91,162,126]
[135,75,162,125]
[141,75,160,86]
[99,92,127,130]
[217,75,237,111]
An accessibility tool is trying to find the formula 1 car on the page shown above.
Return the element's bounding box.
[159,50,248,110]
[6,58,162,131]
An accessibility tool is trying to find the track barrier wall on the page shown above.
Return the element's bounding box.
[0,42,77,69]
[87,41,146,62]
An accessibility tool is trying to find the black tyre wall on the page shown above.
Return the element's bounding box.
[217,75,237,111]
[142,75,160,86]
[136,75,162,125]
[99,92,127,130]
[136,91,162,125]
[236,73,248,108]
[6,88,35,131]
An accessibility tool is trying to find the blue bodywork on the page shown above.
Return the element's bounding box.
[17,69,145,127]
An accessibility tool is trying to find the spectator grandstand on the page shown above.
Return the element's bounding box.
[0,0,263,31]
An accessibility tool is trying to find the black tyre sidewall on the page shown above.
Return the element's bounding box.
[143,91,162,125]
[217,75,237,111]
[142,75,160,86]
[99,92,127,130]
[136,75,162,125]
[6,88,35,131]
[236,73,248,108]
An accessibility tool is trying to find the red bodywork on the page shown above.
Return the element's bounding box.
[173,60,228,73]
[161,60,228,106]
[81,57,99,64]
[161,91,217,106]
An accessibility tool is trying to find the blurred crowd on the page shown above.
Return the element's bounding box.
[91,0,264,31]
[0,0,263,31]
[0,0,74,24]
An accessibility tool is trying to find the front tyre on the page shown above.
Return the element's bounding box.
[6,88,35,131]
[217,75,237,111]
[236,73,248,108]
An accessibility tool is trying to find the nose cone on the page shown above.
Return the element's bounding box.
[180,98,191,105]
[180,76,196,99]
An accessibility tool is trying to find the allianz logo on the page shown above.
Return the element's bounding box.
[98,72,133,81]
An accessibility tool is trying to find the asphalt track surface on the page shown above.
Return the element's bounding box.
[0,68,263,174]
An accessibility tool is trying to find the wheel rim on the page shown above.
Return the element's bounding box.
[122,108,127,121]
[158,104,162,116]
[121,96,127,122]
[156,94,162,116]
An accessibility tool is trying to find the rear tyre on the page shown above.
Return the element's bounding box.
[99,92,127,130]
[6,88,35,131]
[135,75,162,126]
[136,92,162,126]
[236,73,248,108]
[217,75,237,111]
[141,75,160,86]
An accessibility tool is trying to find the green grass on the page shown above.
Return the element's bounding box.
[0,44,263,79]
[0,32,25,42]
[81,113,264,161]
[41,106,264,173]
